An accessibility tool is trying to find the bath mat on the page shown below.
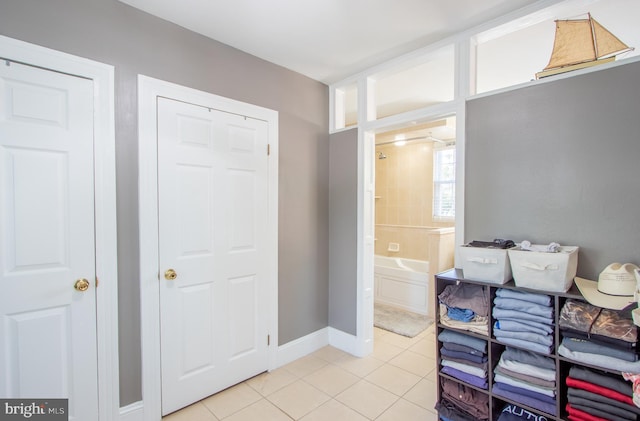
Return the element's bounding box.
[374,303,433,338]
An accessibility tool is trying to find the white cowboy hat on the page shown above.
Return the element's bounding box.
[574,263,639,310]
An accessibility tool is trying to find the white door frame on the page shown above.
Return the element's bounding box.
[138,75,279,421]
[0,36,119,420]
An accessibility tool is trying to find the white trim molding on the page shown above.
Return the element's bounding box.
[119,401,144,421]
[276,328,329,368]
[275,327,365,367]
[138,75,279,421]
[328,327,365,357]
[0,35,119,421]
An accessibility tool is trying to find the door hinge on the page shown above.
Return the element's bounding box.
[267,144,270,156]
[267,334,270,346]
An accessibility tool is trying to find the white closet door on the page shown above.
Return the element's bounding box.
[157,97,270,415]
[0,60,98,420]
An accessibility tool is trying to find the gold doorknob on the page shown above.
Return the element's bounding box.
[164,269,177,281]
[74,278,90,292]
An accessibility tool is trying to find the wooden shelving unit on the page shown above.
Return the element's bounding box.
[434,269,630,421]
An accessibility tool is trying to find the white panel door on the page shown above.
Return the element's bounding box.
[0,61,98,420]
[157,97,270,415]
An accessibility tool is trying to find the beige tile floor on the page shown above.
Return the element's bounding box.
[163,324,439,421]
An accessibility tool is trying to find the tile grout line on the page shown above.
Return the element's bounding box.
[165,328,439,420]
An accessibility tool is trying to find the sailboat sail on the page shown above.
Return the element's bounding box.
[538,13,633,78]
[591,18,631,59]
[544,18,596,70]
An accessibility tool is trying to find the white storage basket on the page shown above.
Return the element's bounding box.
[459,245,512,284]
[508,245,579,292]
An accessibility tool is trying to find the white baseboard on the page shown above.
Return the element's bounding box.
[119,400,144,421]
[328,327,370,357]
[118,328,364,421]
[276,327,329,367]
[275,326,368,363]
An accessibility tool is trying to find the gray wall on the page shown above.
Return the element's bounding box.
[0,0,329,406]
[466,59,640,281]
[328,129,358,335]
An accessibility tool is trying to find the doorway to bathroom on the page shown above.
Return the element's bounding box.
[373,116,456,336]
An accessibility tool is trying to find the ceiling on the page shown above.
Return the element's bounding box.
[119,0,541,84]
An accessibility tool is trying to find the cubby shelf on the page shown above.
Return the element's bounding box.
[434,268,632,421]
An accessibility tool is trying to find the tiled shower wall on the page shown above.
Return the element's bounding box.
[374,142,454,260]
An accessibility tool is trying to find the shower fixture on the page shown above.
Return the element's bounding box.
[377,151,387,159]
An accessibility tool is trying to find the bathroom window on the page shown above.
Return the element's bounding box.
[433,147,455,219]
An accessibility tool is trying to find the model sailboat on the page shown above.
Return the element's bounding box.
[536,13,634,79]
